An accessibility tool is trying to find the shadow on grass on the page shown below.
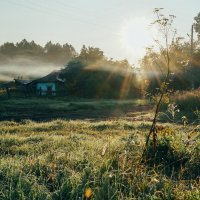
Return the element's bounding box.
[0,97,150,122]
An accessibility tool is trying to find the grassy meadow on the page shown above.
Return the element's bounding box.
[0,95,199,199]
[0,118,199,199]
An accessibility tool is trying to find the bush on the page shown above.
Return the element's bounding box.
[173,90,200,111]
[145,126,200,181]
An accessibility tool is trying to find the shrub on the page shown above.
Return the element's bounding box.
[173,90,200,112]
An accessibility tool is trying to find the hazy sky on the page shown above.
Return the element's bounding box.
[0,0,200,65]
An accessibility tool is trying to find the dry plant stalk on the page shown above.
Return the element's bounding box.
[142,8,176,158]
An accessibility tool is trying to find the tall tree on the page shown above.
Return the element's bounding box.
[79,45,105,63]
[0,42,16,54]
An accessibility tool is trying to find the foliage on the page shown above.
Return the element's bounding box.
[140,11,200,92]
[173,90,200,111]
[140,37,196,92]
[0,39,77,65]
[145,126,200,179]
[62,46,140,99]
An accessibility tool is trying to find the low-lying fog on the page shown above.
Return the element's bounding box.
[0,61,63,82]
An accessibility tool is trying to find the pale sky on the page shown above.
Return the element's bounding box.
[0,0,200,65]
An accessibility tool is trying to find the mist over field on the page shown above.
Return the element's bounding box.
[0,57,64,82]
[0,39,77,82]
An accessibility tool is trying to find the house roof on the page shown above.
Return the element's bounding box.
[32,71,66,83]
[14,79,33,85]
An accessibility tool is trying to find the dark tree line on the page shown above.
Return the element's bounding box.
[62,46,140,99]
[0,39,77,65]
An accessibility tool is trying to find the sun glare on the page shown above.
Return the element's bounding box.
[119,17,157,63]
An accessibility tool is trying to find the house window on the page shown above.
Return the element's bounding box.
[36,83,56,96]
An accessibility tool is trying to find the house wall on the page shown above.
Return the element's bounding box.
[36,82,56,96]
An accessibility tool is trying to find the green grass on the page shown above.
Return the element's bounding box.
[0,119,199,199]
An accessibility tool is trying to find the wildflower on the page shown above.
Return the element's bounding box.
[48,173,56,183]
[109,173,112,178]
[152,178,159,184]
[130,140,135,145]
[85,187,92,199]
[181,116,188,126]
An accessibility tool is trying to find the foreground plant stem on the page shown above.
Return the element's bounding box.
[141,10,172,159]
